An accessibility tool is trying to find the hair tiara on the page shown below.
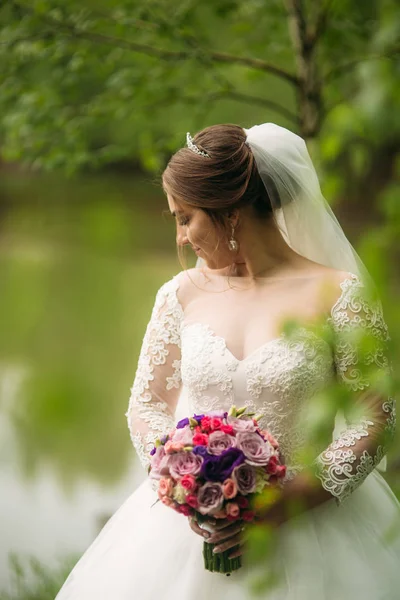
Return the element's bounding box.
[186,132,210,158]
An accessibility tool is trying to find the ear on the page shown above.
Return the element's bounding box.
[227,209,240,228]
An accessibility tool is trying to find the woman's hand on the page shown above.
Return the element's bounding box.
[188,515,246,559]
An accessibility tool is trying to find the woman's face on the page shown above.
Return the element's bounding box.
[167,193,232,268]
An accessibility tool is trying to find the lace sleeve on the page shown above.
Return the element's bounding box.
[125,275,183,470]
[315,274,396,503]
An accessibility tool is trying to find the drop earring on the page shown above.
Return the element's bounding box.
[229,224,238,252]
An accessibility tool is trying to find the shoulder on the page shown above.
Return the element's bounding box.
[154,268,204,309]
[308,267,365,315]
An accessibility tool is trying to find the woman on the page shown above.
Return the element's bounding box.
[56,123,400,599]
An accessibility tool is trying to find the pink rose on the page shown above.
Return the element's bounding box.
[170,442,185,452]
[227,416,257,433]
[172,426,194,446]
[164,441,175,454]
[222,478,238,500]
[232,463,256,495]
[150,446,170,480]
[236,432,272,466]
[207,431,236,456]
[158,477,174,497]
[185,494,199,509]
[197,482,224,515]
[160,495,174,508]
[275,465,286,478]
[168,452,203,479]
[226,502,240,519]
[263,430,279,449]
[180,474,197,492]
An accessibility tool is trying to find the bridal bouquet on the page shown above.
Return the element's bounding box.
[149,405,286,575]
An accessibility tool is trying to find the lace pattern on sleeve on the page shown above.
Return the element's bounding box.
[315,274,396,503]
[126,276,183,470]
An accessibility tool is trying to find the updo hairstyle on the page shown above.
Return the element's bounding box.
[162,124,281,238]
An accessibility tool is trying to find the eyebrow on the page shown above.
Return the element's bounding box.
[170,210,184,217]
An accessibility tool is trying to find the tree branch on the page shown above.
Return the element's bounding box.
[143,89,299,125]
[307,0,334,47]
[325,46,400,82]
[216,90,299,124]
[8,0,299,86]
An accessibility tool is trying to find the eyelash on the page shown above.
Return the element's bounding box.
[178,217,190,226]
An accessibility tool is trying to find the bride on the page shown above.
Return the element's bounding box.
[56,123,399,599]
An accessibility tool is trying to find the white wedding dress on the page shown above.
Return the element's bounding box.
[56,268,400,600]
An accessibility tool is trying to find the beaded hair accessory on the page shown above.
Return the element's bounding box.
[186,132,210,158]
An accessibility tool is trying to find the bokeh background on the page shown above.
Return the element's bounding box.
[0,0,399,597]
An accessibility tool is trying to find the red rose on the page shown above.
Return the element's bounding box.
[275,465,286,478]
[185,494,199,509]
[210,417,222,431]
[266,455,279,475]
[236,496,249,509]
[220,424,234,435]
[226,514,240,522]
[193,433,209,446]
[178,504,193,516]
[241,510,255,522]
[200,416,212,433]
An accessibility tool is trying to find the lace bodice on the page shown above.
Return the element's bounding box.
[126,270,395,503]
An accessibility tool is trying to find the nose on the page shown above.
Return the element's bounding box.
[176,226,189,247]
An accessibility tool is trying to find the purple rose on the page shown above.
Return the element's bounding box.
[149,446,170,480]
[200,447,245,482]
[232,463,256,495]
[227,416,257,433]
[236,432,272,466]
[197,482,224,515]
[176,417,190,429]
[168,451,203,479]
[207,431,236,455]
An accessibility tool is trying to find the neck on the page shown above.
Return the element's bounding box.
[207,217,302,280]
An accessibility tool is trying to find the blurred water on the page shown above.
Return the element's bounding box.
[0,173,179,592]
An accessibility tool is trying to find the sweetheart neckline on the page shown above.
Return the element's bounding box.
[180,321,329,364]
[175,272,360,363]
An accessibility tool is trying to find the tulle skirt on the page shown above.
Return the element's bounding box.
[55,469,400,600]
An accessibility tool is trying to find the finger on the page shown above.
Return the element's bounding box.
[213,532,243,554]
[188,517,212,539]
[208,523,244,545]
[209,521,245,544]
[212,518,241,530]
[228,546,243,559]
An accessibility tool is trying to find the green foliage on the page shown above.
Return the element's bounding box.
[0,554,78,600]
[0,0,398,172]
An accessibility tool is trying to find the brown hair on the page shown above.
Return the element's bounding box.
[162,123,279,269]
